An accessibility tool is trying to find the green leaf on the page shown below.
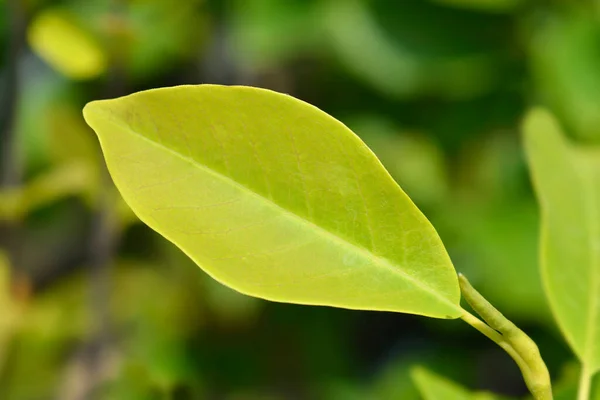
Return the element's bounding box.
[369,347,474,400]
[524,108,600,373]
[83,85,461,318]
[411,366,506,400]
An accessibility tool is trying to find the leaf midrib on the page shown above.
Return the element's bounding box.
[91,106,460,315]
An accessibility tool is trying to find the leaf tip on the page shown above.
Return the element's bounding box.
[457,272,469,286]
[522,107,556,140]
[522,107,568,162]
[82,100,99,119]
[409,365,426,380]
[82,100,112,131]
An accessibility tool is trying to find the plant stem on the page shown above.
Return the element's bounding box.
[460,310,530,384]
[459,274,553,400]
[578,364,591,400]
[460,310,504,345]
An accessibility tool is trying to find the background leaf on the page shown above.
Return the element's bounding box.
[27,9,107,80]
[320,0,504,99]
[411,366,508,400]
[524,108,600,373]
[529,10,600,142]
[83,85,462,318]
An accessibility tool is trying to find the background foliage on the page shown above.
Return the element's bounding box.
[1,0,600,398]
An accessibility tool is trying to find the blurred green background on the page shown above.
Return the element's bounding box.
[1,0,600,398]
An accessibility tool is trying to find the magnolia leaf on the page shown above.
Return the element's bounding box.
[411,367,506,400]
[524,108,600,373]
[83,85,461,318]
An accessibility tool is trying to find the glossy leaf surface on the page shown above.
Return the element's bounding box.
[524,108,600,373]
[83,85,461,318]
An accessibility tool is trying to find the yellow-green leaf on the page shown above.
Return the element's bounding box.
[27,9,107,80]
[83,85,461,318]
[411,367,505,400]
[524,108,600,373]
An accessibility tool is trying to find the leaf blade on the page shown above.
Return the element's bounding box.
[524,108,600,372]
[83,85,461,318]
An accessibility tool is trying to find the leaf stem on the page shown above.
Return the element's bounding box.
[458,274,553,400]
[460,310,529,382]
[460,309,504,345]
[578,364,591,400]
